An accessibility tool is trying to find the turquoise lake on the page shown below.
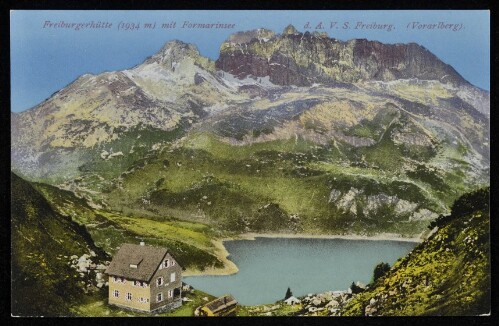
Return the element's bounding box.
[184,237,417,305]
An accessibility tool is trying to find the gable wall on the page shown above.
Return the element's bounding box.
[150,252,183,311]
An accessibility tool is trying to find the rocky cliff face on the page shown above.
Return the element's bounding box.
[216,25,468,86]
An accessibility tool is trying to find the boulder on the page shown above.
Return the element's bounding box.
[341,293,352,301]
[109,151,124,158]
[319,292,333,301]
[365,306,377,316]
[356,281,366,289]
[78,262,89,272]
[332,291,343,298]
[78,254,90,263]
[284,296,301,305]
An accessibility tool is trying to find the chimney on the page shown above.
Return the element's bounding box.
[140,241,145,246]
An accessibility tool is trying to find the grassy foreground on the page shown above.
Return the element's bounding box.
[73,289,216,317]
[341,188,490,316]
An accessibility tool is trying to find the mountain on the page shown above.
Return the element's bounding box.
[11,172,109,316]
[216,25,469,87]
[11,26,490,237]
[341,188,490,316]
[11,40,237,182]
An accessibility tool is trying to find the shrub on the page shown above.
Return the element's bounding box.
[350,282,364,294]
[372,262,391,283]
[428,187,489,229]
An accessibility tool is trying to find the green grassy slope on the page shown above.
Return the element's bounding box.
[92,132,444,236]
[341,188,490,316]
[33,181,226,272]
[11,173,108,316]
[11,172,227,316]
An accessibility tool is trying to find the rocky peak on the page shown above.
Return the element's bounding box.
[226,28,276,44]
[282,24,299,35]
[145,40,202,66]
[312,31,329,38]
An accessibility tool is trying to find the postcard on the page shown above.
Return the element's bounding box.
[10,10,490,317]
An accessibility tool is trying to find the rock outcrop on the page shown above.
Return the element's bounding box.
[328,187,435,221]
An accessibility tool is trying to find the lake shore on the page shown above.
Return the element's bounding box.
[232,232,424,243]
[183,232,423,277]
[183,239,239,277]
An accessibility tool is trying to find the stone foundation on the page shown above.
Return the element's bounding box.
[109,298,182,314]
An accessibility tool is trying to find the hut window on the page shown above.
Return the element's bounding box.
[168,290,174,298]
[157,277,164,286]
[163,259,169,268]
[126,292,132,301]
[113,290,119,298]
[134,280,145,287]
[170,272,176,283]
[157,293,163,302]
